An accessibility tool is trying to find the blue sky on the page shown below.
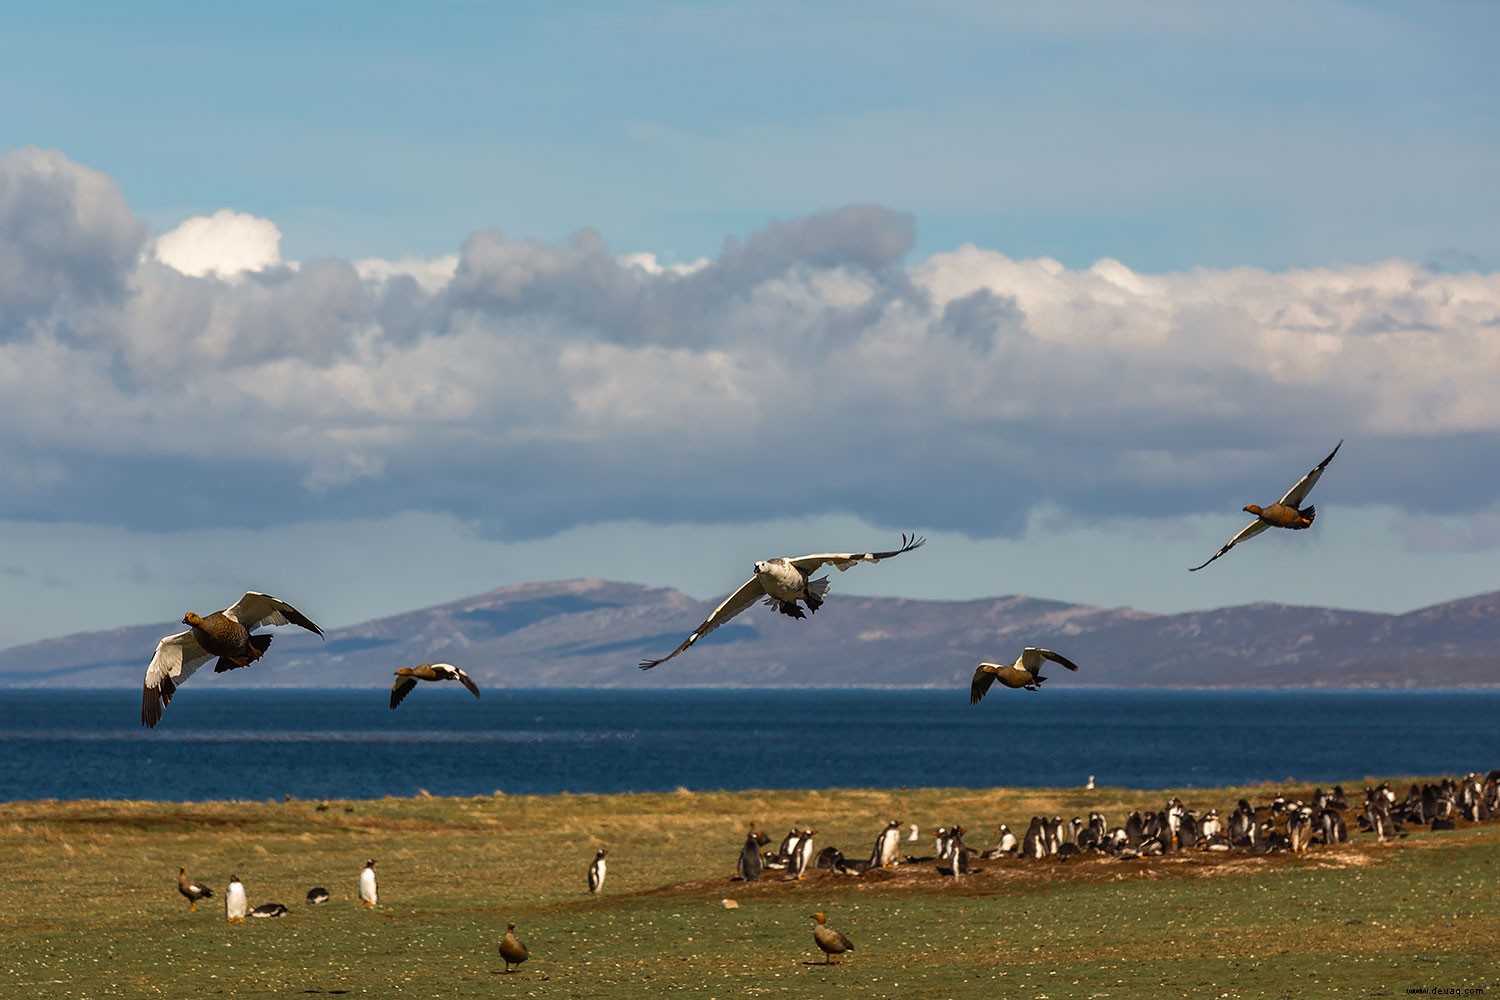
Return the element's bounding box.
[0,2,1498,649]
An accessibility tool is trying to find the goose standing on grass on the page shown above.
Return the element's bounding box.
[638,535,925,669]
[499,922,529,973]
[811,912,854,965]
[358,859,377,906]
[141,592,324,727]
[588,849,608,895]
[1190,441,1343,571]
[389,663,481,709]
[177,867,213,912]
[225,875,247,923]
[970,647,1082,702]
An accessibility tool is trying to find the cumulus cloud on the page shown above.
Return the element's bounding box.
[154,209,284,279]
[1,149,1498,544]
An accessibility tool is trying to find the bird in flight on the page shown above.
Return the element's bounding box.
[141,592,324,727]
[389,663,481,709]
[1189,441,1342,572]
[638,534,925,669]
[970,647,1081,703]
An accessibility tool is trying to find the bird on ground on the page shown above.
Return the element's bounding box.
[588,849,608,894]
[389,662,481,709]
[499,922,529,973]
[358,859,377,906]
[738,825,768,881]
[250,903,288,918]
[177,867,213,912]
[811,912,854,965]
[638,534,925,669]
[970,647,1082,702]
[141,592,324,727]
[306,887,330,905]
[1189,441,1343,571]
[225,875,247,923]
[874,819,902,868]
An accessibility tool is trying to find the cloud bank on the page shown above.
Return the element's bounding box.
[2,148,1497,542]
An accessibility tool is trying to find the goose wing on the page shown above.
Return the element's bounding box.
[390,675,418,710]
[1038,648,1082,672]
[452,666,481,698]
[638,576,766,669]
[786,533,926,573]
[1278,440,1342,508]
[1188,519,1270,572]
[223,592,325,637]
[141,630,214,728]
[970,664,1000,705]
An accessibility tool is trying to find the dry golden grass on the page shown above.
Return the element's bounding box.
[1,781,1496,998]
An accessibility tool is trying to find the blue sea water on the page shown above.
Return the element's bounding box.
[0,688,1495,803]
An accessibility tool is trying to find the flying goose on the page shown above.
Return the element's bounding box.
[389,663,481,709]
[970,647,1082,703]
[639,534,925,669]
[1189,441,1342,571]
[140,592,324,727]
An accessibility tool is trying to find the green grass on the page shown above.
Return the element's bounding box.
[1,782,1496,998]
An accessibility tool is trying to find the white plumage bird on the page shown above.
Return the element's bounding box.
[639,534,925,669]
[225,875,247,923]
[588,849,608,895]
[359,859,377,906]
[970,647,1082,703]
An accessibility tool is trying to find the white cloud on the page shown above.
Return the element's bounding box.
[154,209,284,279]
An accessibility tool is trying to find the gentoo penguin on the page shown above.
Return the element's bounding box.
[225,875,247,923]
[776,827,800,863]
[250,902,288,918]
[985,824,1017,858]
[932,827,952,863]
[738,826,767,882]
[874,819,902,868]
[788,829,817,880]
[947,826,974,876]
[499,922,529,973]
[306,887,330,905]
[810,912,854,965]
[359,859,378,906]
[177,867,214,912]
[1022,817,1048,859]
[907,823,919,842]
[588,849,608,895]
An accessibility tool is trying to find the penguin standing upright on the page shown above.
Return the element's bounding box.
[588,849,608,895]
[738,826,768,881]
[788,829,817,880]
[874,819,902,867]
[225,875,247,923]
[359,859,378,907]
[1022,817,1047,859]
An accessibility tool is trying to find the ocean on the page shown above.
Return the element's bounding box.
[0,688,1495,803]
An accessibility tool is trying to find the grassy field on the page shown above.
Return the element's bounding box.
[2,781,1496,999]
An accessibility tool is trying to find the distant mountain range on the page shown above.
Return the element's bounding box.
[1,578,1497,690]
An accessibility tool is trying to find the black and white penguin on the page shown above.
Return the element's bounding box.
[358,859,377,907]
[588,849,608,895]
[985,824,1017,858]
[1287,805,1316,853]
[874,819,902,868]
[932,826,952,863]
[306,887,330,905]
[947,826,974,876]
[225,875,247,923]
[737,827,767,882]
[250,902,289,918]
[786,829,817,880]
[1022,817,1047,859]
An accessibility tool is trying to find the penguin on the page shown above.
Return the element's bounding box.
[225,875,247,923]
[816,846,845,871]
[1200,809,1223,841]
[932,827,952,863]
[177,867,213,912]
[499,922,529,973]
[250,902,288,918]
[588,849,607,895]
[874,819,902,868]
[1022,817,1047,859]
[358,859,378,907]
[786,829,817,880]
[1287,805,1315,853]
[776,827,800,860]
[985,824,1017,858]
[306,887,330,905]
[907,823,919,842]
[948,826,974,876]
[737,827,766,882]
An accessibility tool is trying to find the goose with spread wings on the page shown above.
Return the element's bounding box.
[970,647,1081,703]
[389,662,481,709]
[1189,441,1342,572]
[638,534,926,669]
[140,592,324,727]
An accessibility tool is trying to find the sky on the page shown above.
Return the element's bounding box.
[0,1,1498,649]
